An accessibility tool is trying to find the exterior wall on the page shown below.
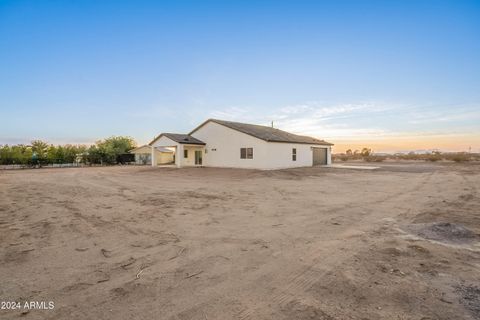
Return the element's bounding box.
[157,152,174,165]
[181,146,205,167]
[175,144,182,167]
[191,121,269,169]
[151,136,178,148]
[131,146,152,154]
[191,121,332,169]
[265,142,314,168]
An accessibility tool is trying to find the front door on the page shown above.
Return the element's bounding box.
[194,150,202,165]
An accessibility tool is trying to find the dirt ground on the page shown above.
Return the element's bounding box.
[1,162,480,320]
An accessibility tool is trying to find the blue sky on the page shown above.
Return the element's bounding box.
[1,0,479,152]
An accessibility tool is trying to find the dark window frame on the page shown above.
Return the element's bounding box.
[240,147,253,159]
[184,150,188,158]
[246,148,253,159]
[292,148,297,161]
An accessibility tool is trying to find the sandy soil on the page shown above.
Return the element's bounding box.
[1,162,480,320]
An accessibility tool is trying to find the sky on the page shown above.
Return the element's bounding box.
[0,0,479,153]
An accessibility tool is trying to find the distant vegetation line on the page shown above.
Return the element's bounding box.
[0,136,136,166]
[334,148,479,162]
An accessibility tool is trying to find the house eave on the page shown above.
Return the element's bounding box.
[266,140,334,146]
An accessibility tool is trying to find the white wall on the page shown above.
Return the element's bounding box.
[157,152,174,164]
[191,121,332,169]
[182,146,204,166]
[152,136,178,148]
[191,121,269,169]
[131,146,152,154]
[265,142,314,168]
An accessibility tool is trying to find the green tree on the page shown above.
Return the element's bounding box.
[5,145,33,165]
[66,145,86,163]
[86,145,103,164]
[47,145,62,163]
[86,136,135,164]
[31,140,49,164]
[1,137,134,166]
[0,145,11,165]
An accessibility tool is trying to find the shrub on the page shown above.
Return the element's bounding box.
[0,136,135,166]
[449,153,470,162]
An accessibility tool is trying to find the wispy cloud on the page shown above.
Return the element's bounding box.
[267,102,392,139]
[207,101,480,152]
[208,101,394,139]
[407,108,480,124]
[274,102,387,120]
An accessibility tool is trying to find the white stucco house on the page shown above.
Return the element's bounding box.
[148,119,333,170]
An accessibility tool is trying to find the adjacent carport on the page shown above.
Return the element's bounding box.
[149,133,206,168]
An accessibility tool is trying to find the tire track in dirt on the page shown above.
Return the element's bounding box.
[234,170,440,320]
[163,169,439,320]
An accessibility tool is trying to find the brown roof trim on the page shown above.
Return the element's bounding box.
[263,140,333,146]
[148,133,205,146]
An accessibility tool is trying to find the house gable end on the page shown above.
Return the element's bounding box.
[189,119,269,144]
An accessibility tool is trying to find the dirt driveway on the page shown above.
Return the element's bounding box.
[1,162,480,319]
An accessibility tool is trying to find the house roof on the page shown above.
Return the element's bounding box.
[130,145,151,153]
[190,119,333,146]
[149,133,206,146]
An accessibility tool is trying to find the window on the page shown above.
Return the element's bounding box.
[292,148,297,161]
[240,147,253,159]
[247,148,253,159]
[184,150,188,158]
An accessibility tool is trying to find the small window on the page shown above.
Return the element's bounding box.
[292,148,297,161]
[184,150,188,158]
[247,148,253,159]
[240,148,246,159]
[240,148,253,159]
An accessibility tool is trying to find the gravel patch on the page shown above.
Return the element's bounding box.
[456,284,480,319]
[404,222,477,244]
